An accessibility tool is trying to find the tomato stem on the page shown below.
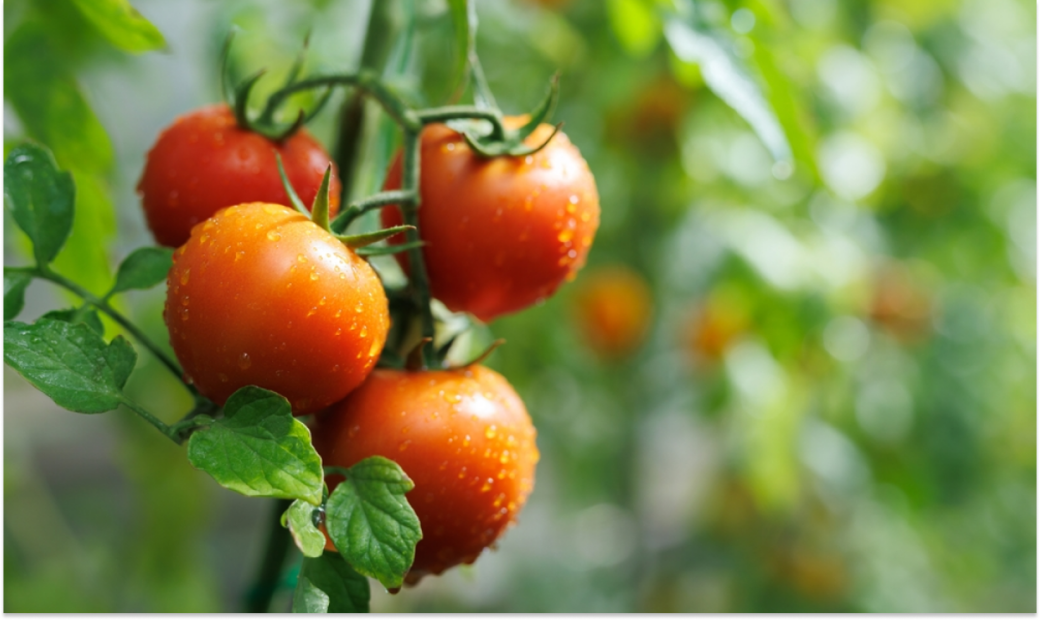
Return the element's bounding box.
[416,106,506,140]
[32,266,198,399]
[119,396,181,444]
[399,129,437,369]
[329,190,415,234]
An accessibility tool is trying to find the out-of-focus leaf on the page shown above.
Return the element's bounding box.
[186,387,324,505]
[41,307,106,336]
[4,23,114,175]
[607,0,662,58]
[51,172,116,298]
[69,0,166,53]
[292,553,370,613]
[3,144,75,266]
[282,499,326,558]
[447,0,473,97]
[4,271,32,321]
[3,319,136,413]
[324,456,422,590]
[663,15,792,166]
[109,247,174,296]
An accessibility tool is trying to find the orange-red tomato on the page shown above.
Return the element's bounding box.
[572,266,654,359]
[383,118,600,323]
[686,296,749,362]
[164,203,388,415]
[869,264,932,343]
[138,104,341,248]
[314,366,539,585]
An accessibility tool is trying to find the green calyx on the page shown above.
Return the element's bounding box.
[274,153,417,258]
[459,73,562,158]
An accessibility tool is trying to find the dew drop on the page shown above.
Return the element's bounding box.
[485,425,497,439]
[218,373,228,383]
[458,466,468,479]
[360,326,368,338]
[398,439,411,452]
[179,269,190,285]
[238,352,252,369]
[347,424,360,438]
[480,479,493,492]
[463,434,471,447]
[267,230,281,241]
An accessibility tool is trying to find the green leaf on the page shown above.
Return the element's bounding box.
[4,23,115,175]
[69,0,166,53]
[662,11,792,165]
[110,247,173,295]
[186,386,324,505]
[292,553,370,613]
[4,271,32,321]
[607,0,662,58]
[324,456,422,590]
[4,144,75,266]
[447,0,474,97]
[41,307,105,336]
[282,499,327,558]
[3,319,136,413]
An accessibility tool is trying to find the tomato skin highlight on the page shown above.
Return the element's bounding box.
[383,119,600,323]
[314,366,539,585]
[138,104,341,248]
[164,203,388,415]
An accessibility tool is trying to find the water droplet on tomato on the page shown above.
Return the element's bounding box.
[463,434,471,447]
[458,466,467,479]
[180,269,190,285]
[238,352,252,369]
[398,439,411,452]
[485,425,497,439]
[267,230,281,241]
[558,229,574,243]
[347,424,360,438]
[218,373,228,383]
[309,272,319,281]
[306,307,317,318]
[360,325,368,338]
[480,479,493,492]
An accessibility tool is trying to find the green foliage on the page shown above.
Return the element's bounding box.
[109,247,174,296]
[4,144,75,266]
[3,319,136,413]
[186,387,324,505]
[293,553,371,613]
[282,499,327,558]
[68,0,166,53]
[662,12,791,165]
[40,307,106,336]
[4,271,32,320]
[324,457,422,590]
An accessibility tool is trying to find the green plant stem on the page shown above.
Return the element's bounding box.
[330,189,415,234]
[244,498,294,613]
[263,72,421,132]
[119,396,181,444]
[399,129,437,368]
[31,266,196,397]
[417,105,506,139]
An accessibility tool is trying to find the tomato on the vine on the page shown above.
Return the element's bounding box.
[164,202,388,415]
[572,266,653,359]
[138,104,341,248]
[314,365,539,585]
[382,118,600,323]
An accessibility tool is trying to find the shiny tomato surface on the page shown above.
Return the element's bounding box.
[383,119,599,322]
[139,104,341,247]
[314,366,539,585]
[164,203,387,415]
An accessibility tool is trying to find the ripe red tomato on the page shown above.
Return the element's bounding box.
[314,366,539,585]
[138,104,341,248]
[164,202,388,415]
[572,266,654,359]
[382,118,600,323]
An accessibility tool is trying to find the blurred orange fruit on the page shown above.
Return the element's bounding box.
[572,266,654,359]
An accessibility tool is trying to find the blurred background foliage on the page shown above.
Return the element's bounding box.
[3,0,1036,612]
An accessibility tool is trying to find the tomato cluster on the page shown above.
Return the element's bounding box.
[148,98,596,584]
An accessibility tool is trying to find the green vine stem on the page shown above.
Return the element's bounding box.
[399,128,437,368]
[244,498,294,613]
[14,265,197,398]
